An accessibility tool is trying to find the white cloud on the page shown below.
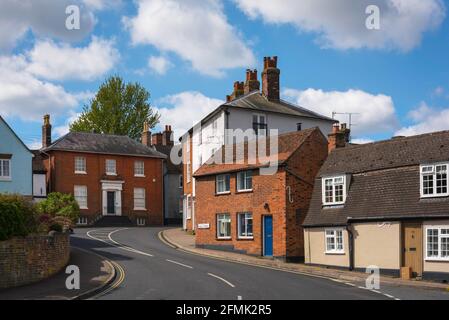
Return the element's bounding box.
[0,55,80,121]
[148,55,173,75]
[284,88,398,137]
[26,37,119,81]
[155,91,223,140]
[234,0,445,51]
[0,0,97,52]
[82,0,122,10]
[395,102,449,136]
[124,0,256,77]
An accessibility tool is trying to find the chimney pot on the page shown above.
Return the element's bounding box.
[328,123,350,153]
[262,56,280,101]
[141,121,152,147]
[244,69,260,95]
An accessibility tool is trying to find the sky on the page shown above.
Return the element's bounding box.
[1,0,449,148]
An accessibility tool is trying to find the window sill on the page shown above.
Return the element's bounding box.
[0,177,12,182]
[134,175,146,178]
[420,194,449,199]
[216,192,231,196]
[325,251,345,255]
[79,207,89,210]
[106,173,117,176]
[236,189,253,194]
[134,208,147,211]
[216,237,232,241]
[425,258,449,262]
[75,171,87,175]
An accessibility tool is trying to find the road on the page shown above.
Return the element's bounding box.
[71,227,449,300]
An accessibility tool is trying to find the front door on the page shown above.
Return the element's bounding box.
[107,191,116,215]
[263,216,273,257]
[402,222,423,277]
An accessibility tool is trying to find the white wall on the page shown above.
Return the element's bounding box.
[33,174,47,198]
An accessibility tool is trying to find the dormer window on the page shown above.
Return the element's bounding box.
[421,164,448,198]
[322,176,346,205]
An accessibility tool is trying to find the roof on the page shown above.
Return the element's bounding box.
[154,144,182,174]
[42,132,167,159]
[0,116,32,154]
[304,130,449,227]
[32,150,47,173]
[318,130,449,176]
[194,127,324,177]
[182,91,336,138]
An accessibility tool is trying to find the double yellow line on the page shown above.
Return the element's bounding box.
[94,261,126,298]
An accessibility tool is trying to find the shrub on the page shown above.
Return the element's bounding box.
[36,193,80,223]
[0,194,36,241]
[49,223,63,233]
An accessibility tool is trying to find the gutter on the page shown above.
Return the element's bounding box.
[346,221,354,271]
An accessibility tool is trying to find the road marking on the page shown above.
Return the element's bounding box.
[207,273,236,288]
[237,295,243,300]
[90,260,126,299]
[166,259,193,269]
[158,231,177,249]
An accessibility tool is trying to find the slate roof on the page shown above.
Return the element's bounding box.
[303,130,449,227]
[154,145,182,174]
[42,132,167,159]
[194,127,324,177]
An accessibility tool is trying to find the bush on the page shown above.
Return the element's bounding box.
[36,193,80,223]
[49,223,63,233]
[0,194,36,241]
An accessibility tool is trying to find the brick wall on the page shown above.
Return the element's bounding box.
[46,151,164,225]
[0,233,70,289]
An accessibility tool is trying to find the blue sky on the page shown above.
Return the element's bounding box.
[1,0,449,148]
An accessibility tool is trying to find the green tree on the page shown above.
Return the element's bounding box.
[70,76,160,139]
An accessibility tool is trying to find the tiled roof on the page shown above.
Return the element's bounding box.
[304,131,449,227]
[194,127,323,177]
[42,132,167,159]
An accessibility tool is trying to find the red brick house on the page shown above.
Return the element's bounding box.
[193,128,328,261]
[39,115,166,226]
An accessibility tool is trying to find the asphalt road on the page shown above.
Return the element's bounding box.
[71,227,449,300]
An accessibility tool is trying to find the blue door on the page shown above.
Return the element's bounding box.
[263,216,273,256]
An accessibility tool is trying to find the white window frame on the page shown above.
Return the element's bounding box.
[325,229,345,254]
[0,159,11,180]
[186,195,192,219]
[322,176,347,205]
[237,171,253,192]
[134,161,145,177]
[237,212,253,239]
[217,213,231,239]
[74,185,88,209]
[425,226,449,261]
[134,188,146,210]
[105,159,117,176]
[74,157,86,174]
[420,163,449,198]
[137,218,146,226]
[77,217,88,226]
[216,174,231,194]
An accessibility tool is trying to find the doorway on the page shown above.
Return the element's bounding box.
[107,191,116,215]
[402,222,423,278]
[263,215,273,257]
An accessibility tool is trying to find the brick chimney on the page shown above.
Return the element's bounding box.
[163,125,174,146]
[141,121,152,147]
[152,133,163,146]
[226,81,245,102]
[244,69,260,95]
[262,56,280,102]
[328,123,350,153]
[42,114,52,148]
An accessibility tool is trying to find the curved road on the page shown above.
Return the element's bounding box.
[70,227,447,300]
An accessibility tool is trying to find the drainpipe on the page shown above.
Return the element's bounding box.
[346,220,355,271]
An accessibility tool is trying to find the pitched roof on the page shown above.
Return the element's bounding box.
[154,144,182,174]
[304,130,449,227]
[0,116,32,154]
[182,91,336,138]
[319,130,449,176]
[42,132,167,159]
[194,127,323,177]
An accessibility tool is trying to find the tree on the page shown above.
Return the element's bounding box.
[70,76,160,139]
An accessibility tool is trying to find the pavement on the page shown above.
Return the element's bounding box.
[161,228,449,292]
[0,247,115,300]
[69,227,449,300]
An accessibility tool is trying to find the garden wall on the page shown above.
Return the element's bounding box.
[0,233,70,289]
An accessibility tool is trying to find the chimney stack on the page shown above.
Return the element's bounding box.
[227,81,245,102]
[244,69,260,94]
[328,123,350,153]
[152,133,163,146]
[163,125,174,146]
[42,114,52,148]
[141,121,152,147]
[262,56,280,102]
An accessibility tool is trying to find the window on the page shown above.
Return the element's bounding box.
[212,118,218,135]
[252,114,267,136]
[74,186,88,209]
[137,218,146,226]
[426,227,449,261]
[179,198,184,214]
[186,164,192,183]
[74,157,86,174]
[186,195,192,219]
[322,176,346,205]
[421,164,448,197]
[216,174,231,194]
[179,175,183,188]
[325,229,344,254]
[106,159,116,175]
[134,161,145,177]
[0,159,11,180]
[217,214,231,239]
[134,188,146,210]
[238,213,253,239]
[237,171,253,192]
[297,123,302,131]
[77,217,88,225]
